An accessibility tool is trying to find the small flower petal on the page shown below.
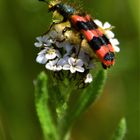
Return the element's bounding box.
[75,66,85,73]
[110,38,120,52]
[45,53,57,60]
[45,62,53,70]
[75,59,83,67]
[43,40,52,47]
[111,38,120,46]
[38,47,48,55]
[113,46,120,52]
[84,73,93,83]
[56,65,62,71]
[94,19,103,27]
[36,36,43,42]
[68,57,75,66]
[36,55,48,64]
[63,64,70,70]
[34,36,44,47]
[42,35,49,43]
[45,59,59,71]
[104,22,111,29]
[58,57,69,66]
[34,42,42,47]
[105,30,115,39]
[70,66,76,73]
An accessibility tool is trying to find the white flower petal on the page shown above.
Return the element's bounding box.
[52,65,57,71]
[45,62,53,70]
[110,38,120,52]
[75,66,85,73]
[45,49,61,60]
[57,58,65,66]
[44,41,52,47]
[50,59,58,65]
[42,35,49,42]
[105,30,115,39]
[84,73,93,83]
[58,57,69,66]
[35,36,51,47]
[64,42,73,53]
[111,38,120,46]
[104,22,111,29]
[36,55,48,64]
[56,65,62,71]
[75,59,83,67]
[68,57,75,66]
[114,46,120,52]
[113,38,120,45]
[36,36,43,42]
[94,19,103,27]
[45,59,57,70]
[63,64,70,70]
[70,66,76,73]
[38,47,48,55]
[45,53,57,60]
[34,42,42,47]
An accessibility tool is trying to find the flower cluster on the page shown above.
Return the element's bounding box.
[34,20,120,84]
[34,23,94,84]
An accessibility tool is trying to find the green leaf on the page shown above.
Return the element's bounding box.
[111,118,127,140]
[34,72,59,140]
[74,70,107,114]
[58,70,107,139]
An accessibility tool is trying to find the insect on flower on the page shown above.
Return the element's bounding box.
[39,0,120,69]
[35,19,94,85]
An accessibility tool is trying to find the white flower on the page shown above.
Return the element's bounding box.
[34,36,44,47]
[94,19,103,28]
[94,19,120,52]
[45,48,61,60]
[63,57,85,73]
[34,35,53,47]
[94,19,115,39]
[57,56,69,66]
[84,73,93,83]
[36,48,48,64]
[45,59,57,71]
[110,38,120,52]
[45,59,62,71]
[36,47,61,64]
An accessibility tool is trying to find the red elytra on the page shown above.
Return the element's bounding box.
[70,14,115,68]
[96,44,115,67]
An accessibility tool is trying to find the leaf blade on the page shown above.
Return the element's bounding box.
[34,72,59,140]
[59,70,107,139]
[111,118,127,140]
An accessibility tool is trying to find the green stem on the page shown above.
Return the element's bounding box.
[56,79,78,140]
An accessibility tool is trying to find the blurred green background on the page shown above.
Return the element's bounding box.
[0,0,139,140]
